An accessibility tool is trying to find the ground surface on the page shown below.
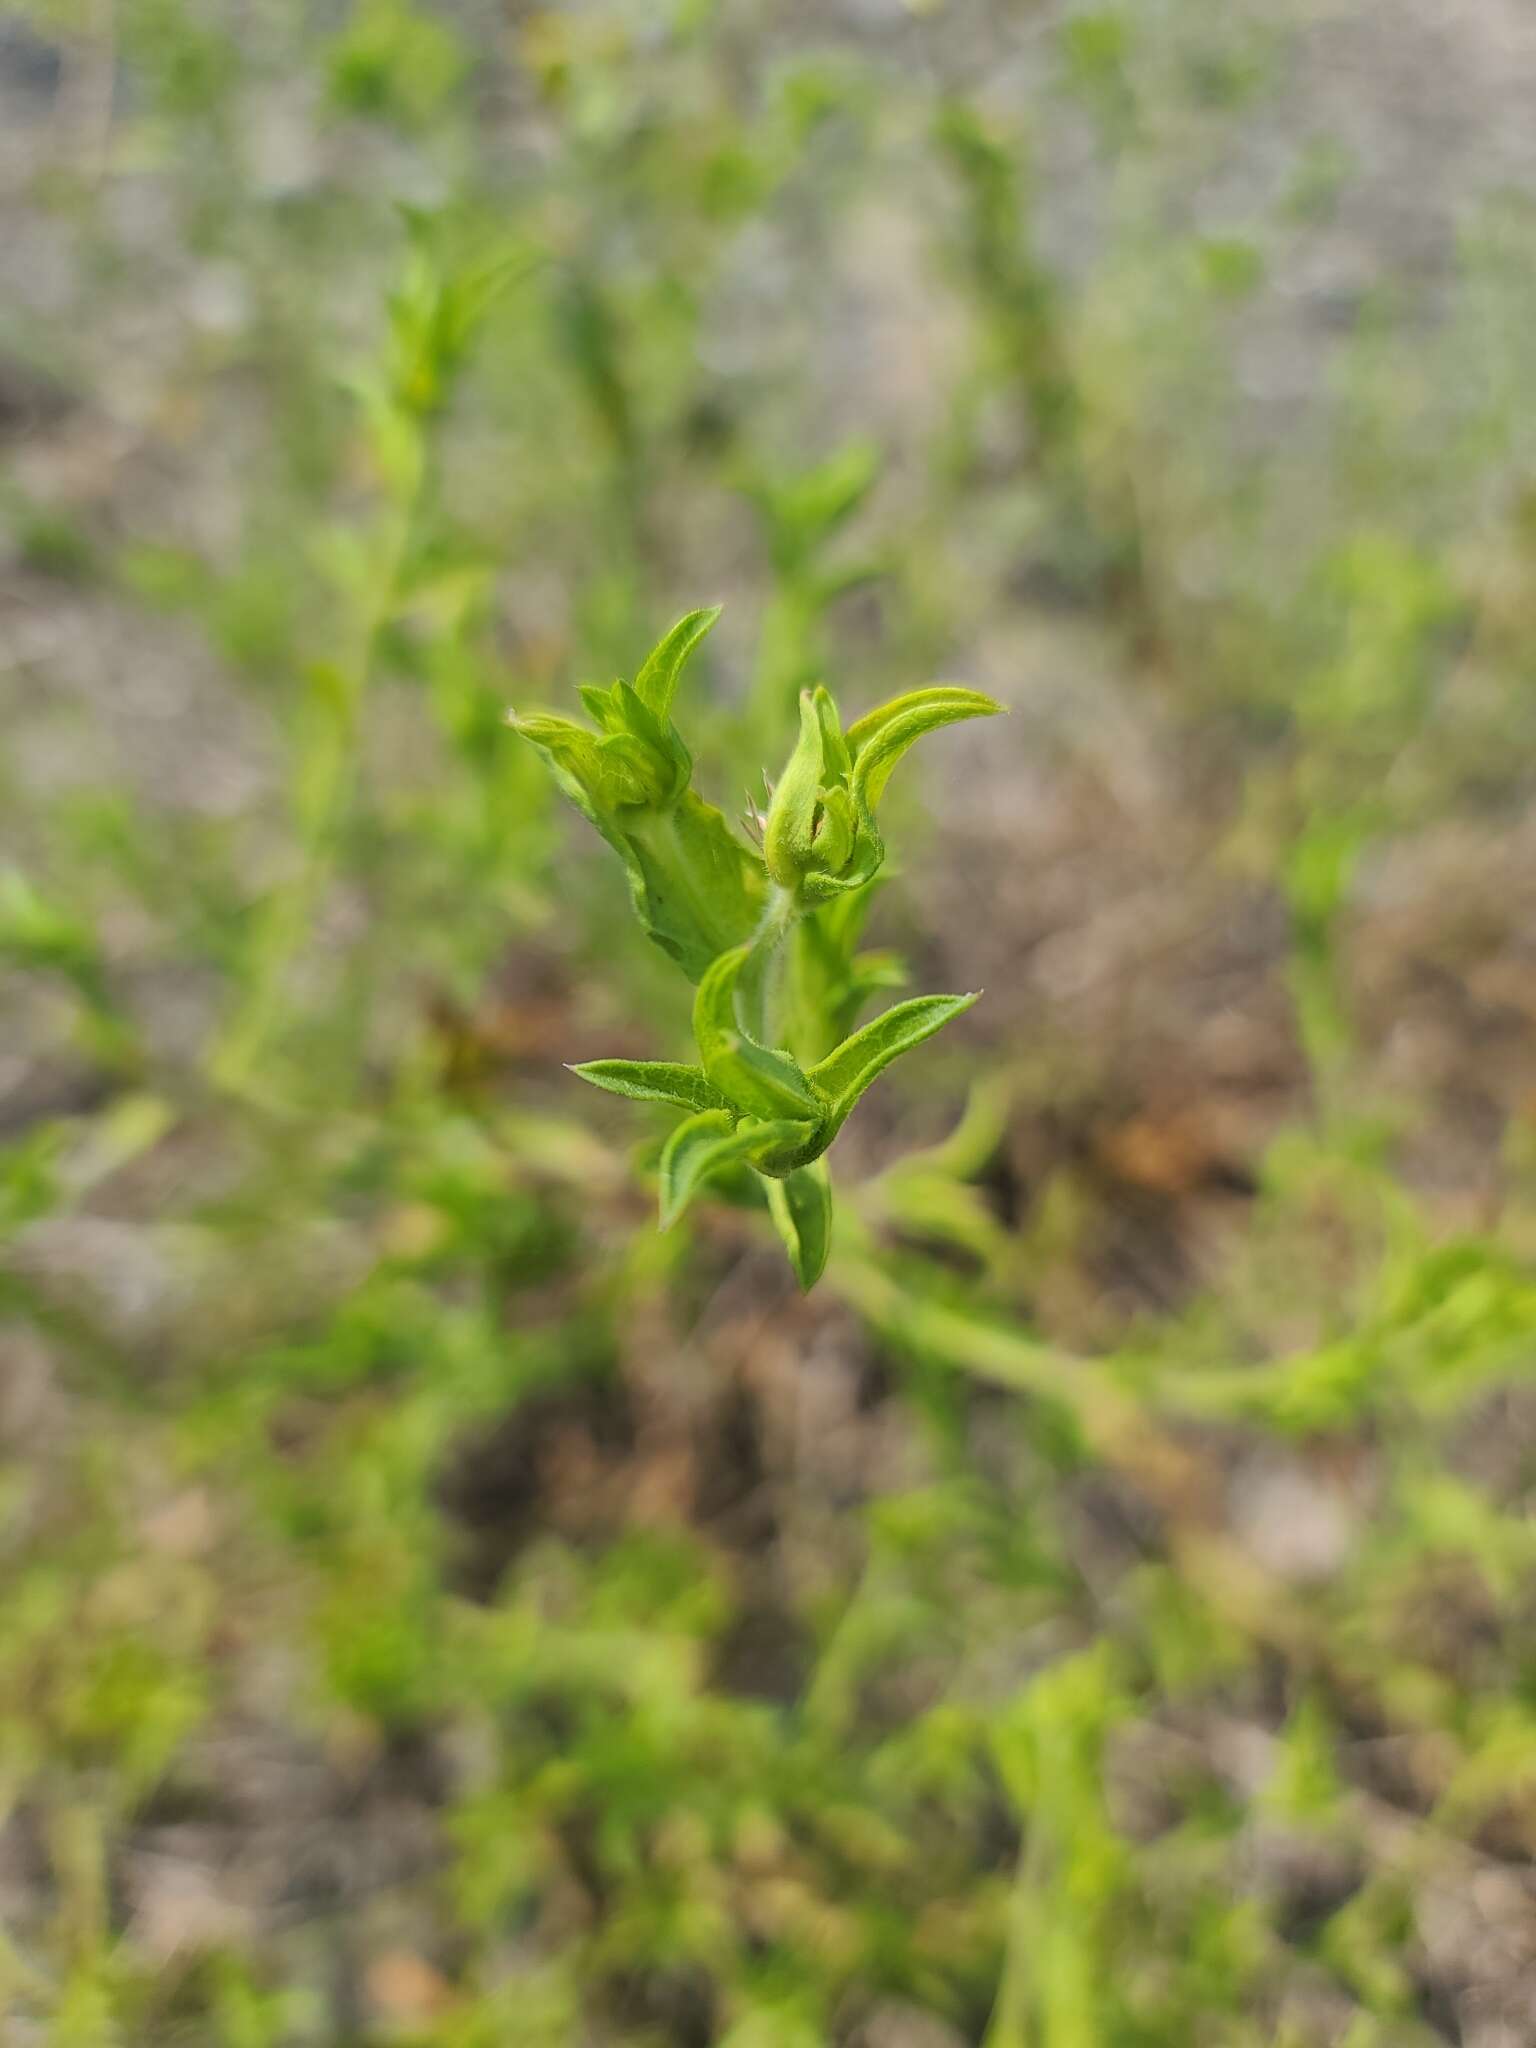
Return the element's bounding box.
[6,4,1536,2045]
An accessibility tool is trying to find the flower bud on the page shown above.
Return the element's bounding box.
[763,687,874,900]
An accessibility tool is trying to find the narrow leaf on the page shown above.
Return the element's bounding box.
[809,991,980,1127]
[694,947,826,1124]
[633,605,722,721]
[569,1060,729,1115]
[508,711,590,749]
[766,1160,834,1291]
[659,1111,814,1228]
[845,687,1003,811]
[844,686,998,761]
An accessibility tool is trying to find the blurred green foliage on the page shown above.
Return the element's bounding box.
[4,2,1536,2043]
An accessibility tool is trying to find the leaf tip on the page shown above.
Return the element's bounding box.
[958,690,1006,719]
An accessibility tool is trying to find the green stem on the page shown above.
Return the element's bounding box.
[981,1820,1049,2048]
[212,451,421,1094]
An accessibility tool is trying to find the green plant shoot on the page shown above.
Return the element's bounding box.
[511,609,1001,1288]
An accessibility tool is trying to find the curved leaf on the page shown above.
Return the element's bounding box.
[659,1110,814,1228]
[693,946,826,1125]
[766,1160,834,1291]
[569,1060,728,1115]
[633,606,722,720]
[845,687,1003,812]
[809,991,980,1128]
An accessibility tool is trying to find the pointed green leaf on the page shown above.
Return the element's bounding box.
[766,441,879,554]
[766,1160,833,1291]
[694,947,826,1125]
[633,605,722,721]
[809,991,980,1127]
[512,713,653,817]
[845,687,1004,811]
[659,1110,815,1228]
[578,682,623,730]
[507,710,591,757]
[763,690,825,888]
[613,680,690,801]
[569,1060,729,1115]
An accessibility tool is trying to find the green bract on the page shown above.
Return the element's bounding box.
[511,609,1002,1288]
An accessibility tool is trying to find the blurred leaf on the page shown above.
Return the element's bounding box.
[327,0,468,131]
[766,1159,833,1290]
